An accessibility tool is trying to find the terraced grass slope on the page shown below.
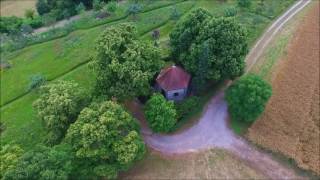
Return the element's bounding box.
[1,0,295,150]
[1,0,191,106]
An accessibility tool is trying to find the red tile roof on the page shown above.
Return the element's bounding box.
[156,65,191,91]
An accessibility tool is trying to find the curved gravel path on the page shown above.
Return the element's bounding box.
[139,0,311,179]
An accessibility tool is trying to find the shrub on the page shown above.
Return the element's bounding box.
[144,93,177,133]
[33,80,89,145]
[24,9,35,19]
[224,7,238,17]
[36,0,50,15]
[225,74,272,122]
[24,16,43,29]
[0,16,23,34]
[106,1,117,13]
[170,6,180,20]
[175,96,200,120]
[151,29,160,40]
[237,0,252,8]
[28,74,46,90]
[20,24,33,35]
[66,101,145,179]
[127,3,142,19]
[93,0,104,11]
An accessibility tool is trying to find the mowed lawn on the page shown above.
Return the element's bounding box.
[0,0,36,17]
[1,0,295,150]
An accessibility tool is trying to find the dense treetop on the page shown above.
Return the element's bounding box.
[33,80,89,145]
[225,74,272,122]
[91,23,163,101]
[170,8,248,83]
[0,144,24,179]
[65,101,146,179]
[144,93,177,133]
[3,145,72,180]
[169,8,212,61]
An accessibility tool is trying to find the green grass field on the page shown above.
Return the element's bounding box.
[1,0,295,150]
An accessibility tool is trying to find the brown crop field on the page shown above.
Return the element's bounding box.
[248,1,320,175]
[120,149,264,179]
[0,0,36,17]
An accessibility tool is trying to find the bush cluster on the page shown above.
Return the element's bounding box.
[33,81,89,145]
[225,74,272,122]
[144,94,177,133]
[175,96,200,120]
[28,74,47,90]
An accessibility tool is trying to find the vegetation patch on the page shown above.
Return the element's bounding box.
[225,74,272,135]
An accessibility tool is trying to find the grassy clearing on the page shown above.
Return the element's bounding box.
[0,0,36,17]
[1,0,296,150]
[229,1,313,136]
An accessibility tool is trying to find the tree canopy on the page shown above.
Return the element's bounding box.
[144,93,177,133]
[65,101,146,179]
[3,145,72,180]
[170,8,248,83]
[225,74,272,122]
[0,144,24,179]
[33,80,89,145]
[169,8,212,61]
[91,23,163,101]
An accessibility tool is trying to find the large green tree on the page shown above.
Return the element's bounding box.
[0,144,24,179]
[65,101,146,179]
[144,93,177,133]
[33,80,89,145]
[91,23,163,101]
[193,17,248,81]
[3,145,72,180]
[225,74,272,122]
[170,8,248,83]
[169,8,212,60]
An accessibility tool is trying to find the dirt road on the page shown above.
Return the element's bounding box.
[137,0,312,179]
[142,91,300,179]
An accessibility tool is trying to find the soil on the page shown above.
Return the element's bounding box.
[248,1,320,175]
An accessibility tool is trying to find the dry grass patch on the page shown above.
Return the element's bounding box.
[120,149,264,179]
[0,0,36,17]
[248,2,320,175]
